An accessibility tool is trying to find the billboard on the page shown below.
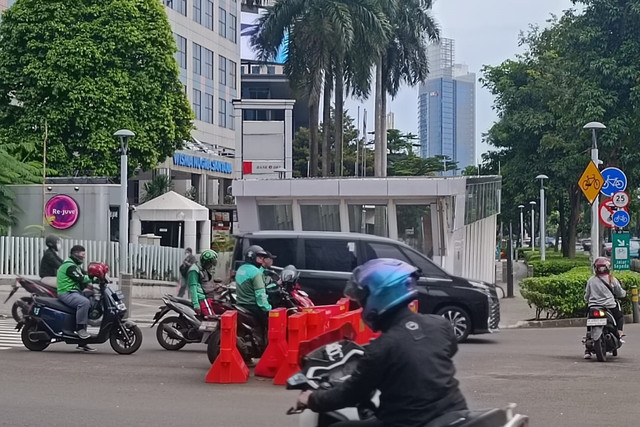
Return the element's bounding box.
[241,10,288,63]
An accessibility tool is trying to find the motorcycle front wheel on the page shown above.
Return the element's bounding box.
[110,323,143,355]
[593,337,607,362]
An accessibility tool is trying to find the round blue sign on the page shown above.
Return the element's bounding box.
[612,210,630,228]
[600,167,627,197]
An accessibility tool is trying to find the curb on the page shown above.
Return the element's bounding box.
[501,314,633,329]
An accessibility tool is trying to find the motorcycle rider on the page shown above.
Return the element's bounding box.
[296,258,469,427]
[584,257,626,359]
[235,245,272,335]
[39,235,63,287]
[57,245,95,351]
[188,249,219,317]
[262,250,281,286]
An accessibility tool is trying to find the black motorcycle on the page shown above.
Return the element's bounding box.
[285,328,530,426]
[151,285,234,351]
[583,305,622,362]
[16,263,142,355]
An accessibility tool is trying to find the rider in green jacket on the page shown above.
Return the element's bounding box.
[235,245,272,332]
[188,249,218,317]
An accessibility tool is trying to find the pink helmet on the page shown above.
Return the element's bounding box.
[593,257,610,275]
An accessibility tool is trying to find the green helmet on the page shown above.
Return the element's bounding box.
[200,249,218,268]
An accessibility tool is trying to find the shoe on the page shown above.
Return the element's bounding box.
[583,352,592,359]
[76,344,96,352]
[75,329,90,340]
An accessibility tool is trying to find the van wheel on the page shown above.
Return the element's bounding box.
[437,306,471,343]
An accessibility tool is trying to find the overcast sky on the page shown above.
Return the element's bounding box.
[346,0,577,163]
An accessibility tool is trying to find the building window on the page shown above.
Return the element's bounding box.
[174,33,187,69]
[193,89,202,120]
[193,0,202,24]
[229,60,236,89]
[204,93,214,123]
[229,14,237,43]
[219,98,227,127]
[348,204,388,237]
[267,65,276,75]
[205,0,214,30]
[164,0,186,16]
[218,8,227,38]
[219,55,227,86]
[228,100,234,130]
[193,43,202,75]
[251,66,261,74]
[300,205,341,232]
[257,205,294,230]
[204,48,214,80]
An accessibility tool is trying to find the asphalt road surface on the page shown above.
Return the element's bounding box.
[1,322,639,426]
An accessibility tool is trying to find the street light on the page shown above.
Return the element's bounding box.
[536,174,549,261]
[114,129,135,275]
[529,201,537,251]
[583,121,606,261]
[518,204,525,249]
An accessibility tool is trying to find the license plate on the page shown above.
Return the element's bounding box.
[586,318,607,326]
[199,321,218,331]
[116,303,127,311]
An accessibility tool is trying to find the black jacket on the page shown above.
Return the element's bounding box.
[39,248,63,278]
[308,307,468,427]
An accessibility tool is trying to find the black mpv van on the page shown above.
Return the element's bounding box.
[232,231,500,342]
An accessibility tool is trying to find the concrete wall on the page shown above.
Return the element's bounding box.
[9,184,119,241]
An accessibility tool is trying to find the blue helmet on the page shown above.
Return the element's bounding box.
[345,258,418,331]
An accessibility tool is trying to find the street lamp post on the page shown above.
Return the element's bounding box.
[518,204,525,249]
[529,201,537,251]
[583,122,606,261]
[114,129,135,274]
[536,174,549,261]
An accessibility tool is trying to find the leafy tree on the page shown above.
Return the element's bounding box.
[0,143,41,234]
[141,174,173,203]
[0,0,193,178]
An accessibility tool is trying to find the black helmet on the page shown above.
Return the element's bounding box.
[245,245,268,266]
[45,235,61,250]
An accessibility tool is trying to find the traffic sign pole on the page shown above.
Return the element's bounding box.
[591,144,599,261]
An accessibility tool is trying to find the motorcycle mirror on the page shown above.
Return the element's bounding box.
[286,373,309,390]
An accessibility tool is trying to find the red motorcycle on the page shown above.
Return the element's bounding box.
[4,278,56,322]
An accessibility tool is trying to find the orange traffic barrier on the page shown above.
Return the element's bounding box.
[336,297,350,312]
[305,309,327,341]
[205,311,249,384]
[273,312,308,385]
[255,308,288,378]
[409,299,419,312]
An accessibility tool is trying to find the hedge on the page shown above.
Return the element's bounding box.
[520,267,639,319]
[528,258,592,277]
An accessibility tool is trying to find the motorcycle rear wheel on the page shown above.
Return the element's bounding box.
[206,329,221,364]
[21,323,50,351]
[593,337,607,362]
[156,316,189,351]
[110,324,143,355]
[12,297,31,322]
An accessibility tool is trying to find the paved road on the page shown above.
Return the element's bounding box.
[1,323,639,426]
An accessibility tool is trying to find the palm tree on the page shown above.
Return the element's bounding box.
[373,0,439,176]
[0,143,40,234]
[251,0,389,177]
[141,174,173,203]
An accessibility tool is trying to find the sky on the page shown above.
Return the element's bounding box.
[345,0,577,163]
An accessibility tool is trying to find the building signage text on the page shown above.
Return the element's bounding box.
[173,153,233,175]
[45,195,80,230]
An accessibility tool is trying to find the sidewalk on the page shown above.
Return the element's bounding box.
[496,260,537,328]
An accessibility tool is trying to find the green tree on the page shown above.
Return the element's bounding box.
[0,0,193,178]
[0,144,41,234]
[373,0,439,176]
[141,174,173,203]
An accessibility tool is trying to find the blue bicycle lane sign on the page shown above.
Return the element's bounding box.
[600,167,627,197]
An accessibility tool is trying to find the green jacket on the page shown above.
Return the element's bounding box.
[188,263,207,308]
[57,259,90,294]
[235,263,271,311]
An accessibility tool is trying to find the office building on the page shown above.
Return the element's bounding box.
[418,38,476,174]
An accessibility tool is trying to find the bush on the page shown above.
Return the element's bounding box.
[528,258,591,277]
[520,267,640,319]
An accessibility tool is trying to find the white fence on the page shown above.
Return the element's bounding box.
[0,236,185,281]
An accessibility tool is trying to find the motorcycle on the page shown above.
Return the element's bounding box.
[16,263,143,355]
[4,277,103,326]
[583,305,622,362]
[285,327,530,427]
[206,265,314,364]
[151,285,234,351]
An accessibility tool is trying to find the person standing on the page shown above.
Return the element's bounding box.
[178,248,197,298]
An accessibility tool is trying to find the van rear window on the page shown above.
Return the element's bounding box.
[304,239,357,272]
[248,238,297,268]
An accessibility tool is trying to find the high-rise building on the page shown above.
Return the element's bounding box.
[418,38,476,174]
